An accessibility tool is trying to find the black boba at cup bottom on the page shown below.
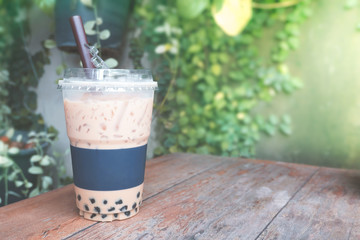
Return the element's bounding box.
[71,144,147,222]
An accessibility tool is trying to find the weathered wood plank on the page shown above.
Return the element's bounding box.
[257,167,360,240]
[0,153,222,240]
[70,157,318,239]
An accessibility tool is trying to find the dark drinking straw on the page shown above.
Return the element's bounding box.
[69,15,95,68]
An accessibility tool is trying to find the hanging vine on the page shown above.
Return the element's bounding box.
[130,0,313,157]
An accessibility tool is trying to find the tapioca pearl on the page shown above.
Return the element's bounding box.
[114,213,118,218]
[132,202,137,209]
[84,204,89,211]
[135,207,138,213]
[77,194,81,201]
[120,205,128,212]
[115,199,123,205]
[101,214,107,219]
[124,211,130,216]
[90,198,96,204]
[108,207,115,212]
[90,213,97,219]
[137,192,140,198]
[103,200,108,205]
[94,206,101,214]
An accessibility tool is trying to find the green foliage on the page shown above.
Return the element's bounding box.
[130,0,313,157]
[0,130,56,206]
[0,0,51,131]
[176,0,209,19]
[34,0,55,16]
[0,0,60,205]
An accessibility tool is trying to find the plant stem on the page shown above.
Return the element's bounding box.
[16,0,40,111]
[93,3,102,56]
[12,161,28,183]
[4,167,8,205]
[157,54,179,113]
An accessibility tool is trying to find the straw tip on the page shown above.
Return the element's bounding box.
[69,15,81,22]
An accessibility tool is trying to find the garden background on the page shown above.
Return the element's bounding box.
[1,0,360,205]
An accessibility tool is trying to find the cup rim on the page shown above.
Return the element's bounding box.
[58,68,157,91]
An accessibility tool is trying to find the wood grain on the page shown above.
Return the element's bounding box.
[2,153,359,240]
[0,153,222,240]
[69,157,318,239]
[256,167,360,240]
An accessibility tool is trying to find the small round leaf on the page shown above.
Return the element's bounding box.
[15,181,24,187]
[44,39,56,49]
[5,128,14,138]
[80,0,93,8]
[96,17,103,25]
[104,58,118,68]
[25,182,33,188]
[0,156,13,168]
[99,29,111,40]
[30,155,42,163]
[40,156,51,166]
[28,166,44,175]
[8,147,20,155]
[84,20,96,35]
[29,188,40,198]
[42,176,53,189]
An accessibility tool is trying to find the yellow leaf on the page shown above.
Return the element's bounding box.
[211,64,222,76]
[212,0,252,36]
[215,92,225,100]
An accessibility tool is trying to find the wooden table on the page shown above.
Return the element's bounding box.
[1,153,360,239]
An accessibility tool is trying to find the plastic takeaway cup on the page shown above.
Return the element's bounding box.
[58,68,157,221]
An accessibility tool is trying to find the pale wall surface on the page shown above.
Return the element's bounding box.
[255,0,360,169]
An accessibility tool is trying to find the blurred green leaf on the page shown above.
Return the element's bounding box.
[344,0,358,10]
[104,58,118,68]
[282,115,291,124]
[84,20,96,35]
[176,0,209,19]
[28,166,43,175]
[43,39,56,49]
[8,191,21,198]
[42,176,53,189]
[56,64,64,75]
[40,156,51,166]
[269,115,278,125]
[29,188,40,198]
[99,29,111,40]
[80,0,93,8]
[30,155,42,163]
[280,124,292,135]
[15,181,23,187]
[25,182,33,189]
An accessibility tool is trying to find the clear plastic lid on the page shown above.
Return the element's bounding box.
[58,68,158,92]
